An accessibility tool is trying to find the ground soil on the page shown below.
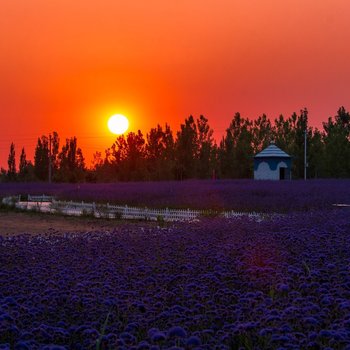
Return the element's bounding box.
[0,210,129,236]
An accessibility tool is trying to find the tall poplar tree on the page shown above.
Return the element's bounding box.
[34,136,49,181]
[7,142,16,181]
[18,147,28,181]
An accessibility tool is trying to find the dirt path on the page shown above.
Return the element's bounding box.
[0,211,124,236]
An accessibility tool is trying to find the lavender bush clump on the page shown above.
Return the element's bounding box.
[1,208,350,348]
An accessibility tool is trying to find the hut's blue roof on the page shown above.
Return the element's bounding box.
[254,143,291,158]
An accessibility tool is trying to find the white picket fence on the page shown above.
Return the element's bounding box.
[51,200,202,221]
[2,195,265,222]
[28,194,54,202]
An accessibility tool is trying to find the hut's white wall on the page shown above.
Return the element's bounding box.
[254,161,288,180]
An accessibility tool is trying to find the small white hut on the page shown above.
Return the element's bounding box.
[254,143,292,180]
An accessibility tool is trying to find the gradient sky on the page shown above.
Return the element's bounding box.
[1,0,350,168]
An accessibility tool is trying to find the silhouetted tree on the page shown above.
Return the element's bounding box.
[175,116,198,179]
[0,168,7,182]
[252,114,273,153]
[125,131,146,180]
[146,125,166,180]
[7,142,16,181]
[162,124,176,178]
[146,124,175,180]
[273,114,295,155]
[272,109,309,178]
[34,136,49,181]
[219,113,253,178]
[20,108,350,182]
[292,108,309,179]
[322,107,350,177]
[18,147,28,181]
[308,128,325,178]
[196,115,216,179]
[107,131,146,181]
[33,132,59,182]
[50,131,60,178]
[57,137,85,182]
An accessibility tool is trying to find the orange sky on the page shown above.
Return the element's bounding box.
[1,0,350,169]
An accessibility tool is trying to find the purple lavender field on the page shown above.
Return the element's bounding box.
[1,180,350,349]
[1,209,350,349]
[1,179,349,212]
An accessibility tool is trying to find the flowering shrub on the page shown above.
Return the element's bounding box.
[1,208,350,348]
[1,179,349,212]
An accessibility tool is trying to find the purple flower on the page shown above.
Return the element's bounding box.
[167,326,187,338]
[277,283,290,293]
[151,332,166,342]
[186,335,201,346]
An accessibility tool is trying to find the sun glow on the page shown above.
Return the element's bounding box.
[108,114,129,135]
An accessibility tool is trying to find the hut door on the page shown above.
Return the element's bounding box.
[279,167,286,180]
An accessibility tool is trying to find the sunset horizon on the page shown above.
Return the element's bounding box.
[1,0,350,169]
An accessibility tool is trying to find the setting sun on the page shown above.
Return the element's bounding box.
[108,114,129,135]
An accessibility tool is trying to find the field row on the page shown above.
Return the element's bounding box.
[1,179,350,212]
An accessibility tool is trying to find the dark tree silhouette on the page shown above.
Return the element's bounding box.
[322,107,350,177]
[107,131,146,181]
[57,137,85,182]
[146,124,175,180]
[34,136,49,181]
[3,107,350,183]
[7,142,16,181]
[196,115,216,179]
[219,113,253,178]
[175,116,199,180]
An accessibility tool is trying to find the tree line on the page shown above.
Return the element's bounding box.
[1,107,350,182]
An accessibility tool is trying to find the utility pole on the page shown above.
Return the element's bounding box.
[304,129,307,180]
[49,134,52,183]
